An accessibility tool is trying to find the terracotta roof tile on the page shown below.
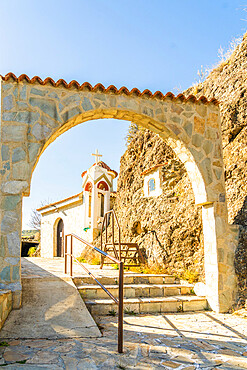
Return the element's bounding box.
[81,161,118,179]
[0,73,219,105]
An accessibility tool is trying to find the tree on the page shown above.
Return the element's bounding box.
[29,208,41,230]
[28,199,52,230]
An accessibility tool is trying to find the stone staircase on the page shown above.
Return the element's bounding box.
[73,273,208,316]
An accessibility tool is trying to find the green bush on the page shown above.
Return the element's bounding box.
[28,247,37,257]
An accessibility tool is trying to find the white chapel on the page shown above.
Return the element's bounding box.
[38,150,118,258]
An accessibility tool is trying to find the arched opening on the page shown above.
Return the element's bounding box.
[27,114,209,268]
[85,182,93,192]
[99,193,104,217]
[97,181,109,191]
[23,113,230,312]
[97,182,108,218]
[55,218,64,257]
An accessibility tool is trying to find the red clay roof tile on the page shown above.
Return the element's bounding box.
[81,161,118,179]
[0,73,219,105]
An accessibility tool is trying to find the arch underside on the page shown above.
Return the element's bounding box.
[32,109,208,205]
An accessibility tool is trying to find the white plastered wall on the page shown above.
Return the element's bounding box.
[40,202,92,258]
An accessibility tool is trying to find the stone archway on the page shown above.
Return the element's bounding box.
[0,73,238,311]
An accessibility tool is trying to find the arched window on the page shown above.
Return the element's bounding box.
[97,181,109,191]
[85,182,92,192]
[99,193,104,217]
[148,178,156,193]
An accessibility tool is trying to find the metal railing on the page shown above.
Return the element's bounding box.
[100,209,145,267]
[64,233,124,353]
[100,209,121,268]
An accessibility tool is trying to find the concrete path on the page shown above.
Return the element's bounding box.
[0,258,101,339]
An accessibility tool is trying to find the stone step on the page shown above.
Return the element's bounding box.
[78,284,193,299]
[73,273,177,286]
[85,296,208,316]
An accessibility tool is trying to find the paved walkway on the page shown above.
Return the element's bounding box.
[20,257,133,279]
[0,258,101,340]
[0,258,247,369]
[0,311,247,369]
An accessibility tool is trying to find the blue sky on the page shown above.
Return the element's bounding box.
[0,0,246,228]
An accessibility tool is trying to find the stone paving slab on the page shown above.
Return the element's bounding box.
[0,259,101,339]
[1,258,245,368]
[0,311,246,368]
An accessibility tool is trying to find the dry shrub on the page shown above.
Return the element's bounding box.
[77,246,101,265]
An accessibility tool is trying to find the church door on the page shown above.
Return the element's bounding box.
[56,219,64,257]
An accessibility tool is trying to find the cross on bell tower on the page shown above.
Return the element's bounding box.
[92,149,102,164]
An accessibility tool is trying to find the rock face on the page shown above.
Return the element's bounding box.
[108,32,247,305]
[112,130,204,279]
[185,32,247,305]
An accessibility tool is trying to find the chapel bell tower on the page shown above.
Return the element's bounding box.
[81,150,118,239]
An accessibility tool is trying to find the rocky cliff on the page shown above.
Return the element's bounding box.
[110,32,247,305]
[185,32,247,305]
[110,130,204,280]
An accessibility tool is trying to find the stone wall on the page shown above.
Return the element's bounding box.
[0,290,12,329]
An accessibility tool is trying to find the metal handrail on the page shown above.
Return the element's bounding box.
[64,233,124,353]
[100,209,121,267]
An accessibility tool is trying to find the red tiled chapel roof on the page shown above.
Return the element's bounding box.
[81,161,118,179]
